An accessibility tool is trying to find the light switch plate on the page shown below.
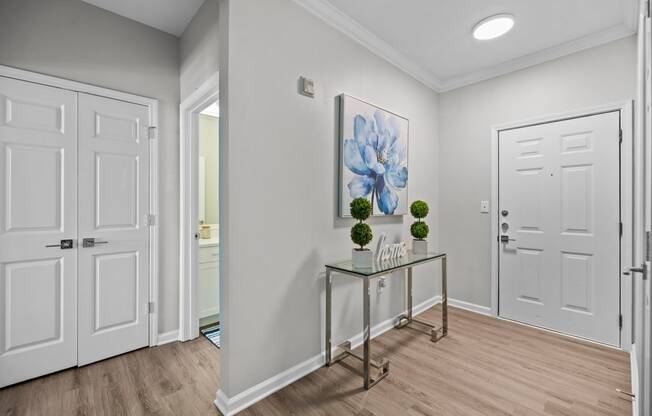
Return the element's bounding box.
[299,76,315,98]
[480,200,489,213]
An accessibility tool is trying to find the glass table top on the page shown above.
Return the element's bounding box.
[326,251,445,277]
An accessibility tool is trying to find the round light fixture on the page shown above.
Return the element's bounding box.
[472,14,514,40]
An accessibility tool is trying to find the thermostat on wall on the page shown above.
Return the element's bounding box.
[299,76,315,98]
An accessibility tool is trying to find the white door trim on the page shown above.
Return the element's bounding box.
[0,64,160,347]
[490,101,634,351]
[179,72,219,342]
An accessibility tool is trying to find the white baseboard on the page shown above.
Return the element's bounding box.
[630,344,639,416]
[157,329,180,346]
[448,298,492,316]
[214,353,325,416]
[214,294,442,416]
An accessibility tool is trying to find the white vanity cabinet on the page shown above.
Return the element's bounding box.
[198,241,219,320]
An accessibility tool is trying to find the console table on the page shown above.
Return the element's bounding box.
[324,251,447,389]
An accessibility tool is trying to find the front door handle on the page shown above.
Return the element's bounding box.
[82,238,109,248]
[45,239,74,249]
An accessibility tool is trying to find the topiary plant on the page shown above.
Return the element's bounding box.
[410,200,429,240]
[351,223,373,249]
[410,200,429,219]
[350,197,372,221]
[350,198,373,250]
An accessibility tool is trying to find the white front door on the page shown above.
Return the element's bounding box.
[499,112,621,346]
[0,76,78,386]
[77,93,150,365]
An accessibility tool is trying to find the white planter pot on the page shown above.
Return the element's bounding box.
[412,239,428,255]
[352,248,374,268]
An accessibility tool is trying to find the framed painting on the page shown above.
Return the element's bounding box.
[339,94,409,217]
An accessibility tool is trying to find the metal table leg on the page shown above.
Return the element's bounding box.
[324,271,389,389]
[325,269,332,366]
[396,258,448,342]
[363,278,370,388]
[442,255,448,336]
[362,277,389,389]
[407,267,413,321]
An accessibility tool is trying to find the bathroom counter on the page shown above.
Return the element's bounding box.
[199,238,219,248]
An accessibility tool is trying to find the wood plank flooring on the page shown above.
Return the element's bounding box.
[0,307,631,416]
[0,335,220,416]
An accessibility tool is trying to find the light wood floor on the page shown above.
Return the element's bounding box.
[0,307,631,416]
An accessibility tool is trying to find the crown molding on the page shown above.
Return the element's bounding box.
[439,24,636,92]
[291,0,443,91]
[292,0,639,93]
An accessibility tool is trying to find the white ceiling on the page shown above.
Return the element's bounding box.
[295,0,638,91]
[81,0,205,36]
[82,0,638,91]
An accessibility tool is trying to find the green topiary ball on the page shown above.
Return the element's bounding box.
[351,222,373,249]
[410,200,429,219]
[350,197,372,221]
[411,221,429,240]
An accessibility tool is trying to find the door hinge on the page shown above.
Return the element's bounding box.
[148,126,157,140]
[619,222,623,237]
[148,302,155,314]
[146,214,156,226]
[619,314,623,329]
[619,128,623,143]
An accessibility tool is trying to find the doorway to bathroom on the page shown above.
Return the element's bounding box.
[197,101,220,346]
[179,72,221,345]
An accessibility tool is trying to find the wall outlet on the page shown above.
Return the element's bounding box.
[480,200,489,213]
[377,277,387,294]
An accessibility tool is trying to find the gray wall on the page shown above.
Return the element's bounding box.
[219,0,440,397]
[438,36,637,308]
[180,0,219,102]
[0,0,182,335]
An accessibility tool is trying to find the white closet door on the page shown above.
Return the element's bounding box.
[77,93,150,366]
[0,76,78,387]
[499,112,620,346]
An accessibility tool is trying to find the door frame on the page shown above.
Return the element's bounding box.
[179,72,219,341]
[0,64,161,346]
[489,101,634,351]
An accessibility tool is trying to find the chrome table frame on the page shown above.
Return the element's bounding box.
[324,253,447,389]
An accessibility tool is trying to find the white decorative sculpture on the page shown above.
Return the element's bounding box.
[375,233,407,262]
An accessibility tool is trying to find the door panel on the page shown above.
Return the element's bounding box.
[499,112,620,346]
[95,153,139,229]
[0,76,77,387]
[77,93,149,366]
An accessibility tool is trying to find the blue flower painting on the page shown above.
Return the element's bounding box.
[339,95,408,216]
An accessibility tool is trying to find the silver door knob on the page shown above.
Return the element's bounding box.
[45,239,74,249]
[82,238,109,248]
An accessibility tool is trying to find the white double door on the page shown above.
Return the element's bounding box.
[499,111,621,346]
[0,76,150,387]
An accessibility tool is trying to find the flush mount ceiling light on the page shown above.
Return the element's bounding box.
[472,14,514,40]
